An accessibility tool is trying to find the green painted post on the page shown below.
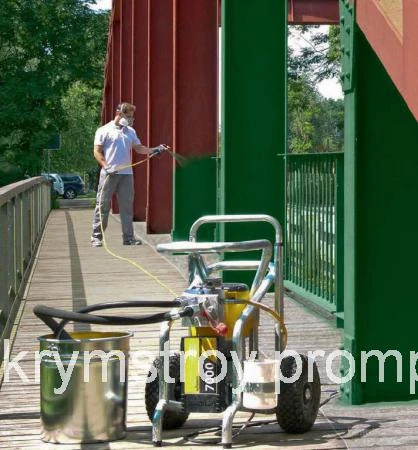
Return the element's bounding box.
[172,157,217,242]
[341,4,418,403]
[220,0,287,282]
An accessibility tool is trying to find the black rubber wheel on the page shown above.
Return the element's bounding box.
[276,354,321,433]
[64,188,77,199]
[145,353,189,430]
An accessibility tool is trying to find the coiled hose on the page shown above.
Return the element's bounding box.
[33,300,192,340]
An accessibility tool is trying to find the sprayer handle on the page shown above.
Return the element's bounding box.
[151,144,169,156]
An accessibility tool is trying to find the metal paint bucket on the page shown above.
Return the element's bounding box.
[38,331,132,443]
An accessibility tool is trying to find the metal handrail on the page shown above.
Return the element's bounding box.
[0,177,51,362]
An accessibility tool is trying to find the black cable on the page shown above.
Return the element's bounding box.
[182,390,341,445]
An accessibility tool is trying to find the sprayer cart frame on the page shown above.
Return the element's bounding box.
[148,214,321,448]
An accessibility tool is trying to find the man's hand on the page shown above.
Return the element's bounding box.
[151,144,170,156]
[104,166,118,175]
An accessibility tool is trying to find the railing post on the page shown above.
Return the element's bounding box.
[335,153,344,327]
[0,204,9,321]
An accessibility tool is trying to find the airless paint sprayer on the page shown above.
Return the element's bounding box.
[34,214,320,448]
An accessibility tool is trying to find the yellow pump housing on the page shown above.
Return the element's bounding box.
[189,283,258,340]
[223,283,258,339]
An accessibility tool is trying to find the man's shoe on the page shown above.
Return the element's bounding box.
[123,238,142,245]
[91,238,103,247]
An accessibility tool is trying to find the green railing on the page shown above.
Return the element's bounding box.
[285,153,344,322]
[0,177,51,362]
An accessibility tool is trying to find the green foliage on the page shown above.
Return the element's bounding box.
[288,26,344,154]
[0,156,25,186]
[312,97,344,152]
[288,77,320,153]
[0,0,108,185]
[289,25,341,82]
[47,81,102,181]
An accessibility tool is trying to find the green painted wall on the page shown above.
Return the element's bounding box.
[220,0,287,283]
[172,156,217,241]
[342,24,418,404]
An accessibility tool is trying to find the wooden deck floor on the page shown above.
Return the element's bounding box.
[1,207,418,449]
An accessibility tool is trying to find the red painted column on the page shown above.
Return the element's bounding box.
[174,0,218,161]
[102,3,117,124]
[109,0,121,214]
[170,0,219,239]
[147,0,175,233]
[132,0,150,221]
[102,38,113,124]
[111,2,121,112]
[119,0,133,102]
[117,0,137,217]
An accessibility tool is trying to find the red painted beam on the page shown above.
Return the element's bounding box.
[147,0,174,233]
[403,0,418,121]
[218,1,338,26]
[288,0,339,24]
[357,0,418,121]
[132,0,150,221]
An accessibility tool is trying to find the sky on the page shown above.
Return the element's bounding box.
[91,0,112,10]
[316,78,343,100]
[289,25,343,100]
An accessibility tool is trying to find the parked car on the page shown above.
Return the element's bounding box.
[41,173,64,196]
[58,173,86,199]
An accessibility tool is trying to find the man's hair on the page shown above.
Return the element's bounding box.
[116,102,136,114]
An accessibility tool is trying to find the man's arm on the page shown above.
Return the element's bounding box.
[132,143,153,155]
[93,145,107,168]
[133,143,169,155]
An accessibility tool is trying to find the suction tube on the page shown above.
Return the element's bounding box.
[33,299,189,339]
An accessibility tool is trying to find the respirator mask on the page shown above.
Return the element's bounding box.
[118,115,134,127]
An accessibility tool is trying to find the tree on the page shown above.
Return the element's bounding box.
[288,77,320,153]
[312,97,344,152]
[289,25,341,82]
[48,81,102,188]
[288,25,344,153]
[0,0,108,184]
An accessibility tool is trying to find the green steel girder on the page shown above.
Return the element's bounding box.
[220,0,287,284]
[339,0,355,92]
[342,1,418,404]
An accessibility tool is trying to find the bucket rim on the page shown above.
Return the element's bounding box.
[243,359,278,366]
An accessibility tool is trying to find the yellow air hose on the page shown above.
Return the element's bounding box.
[98,155,178,297]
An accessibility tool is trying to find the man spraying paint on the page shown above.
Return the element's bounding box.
[91,102,168,247]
